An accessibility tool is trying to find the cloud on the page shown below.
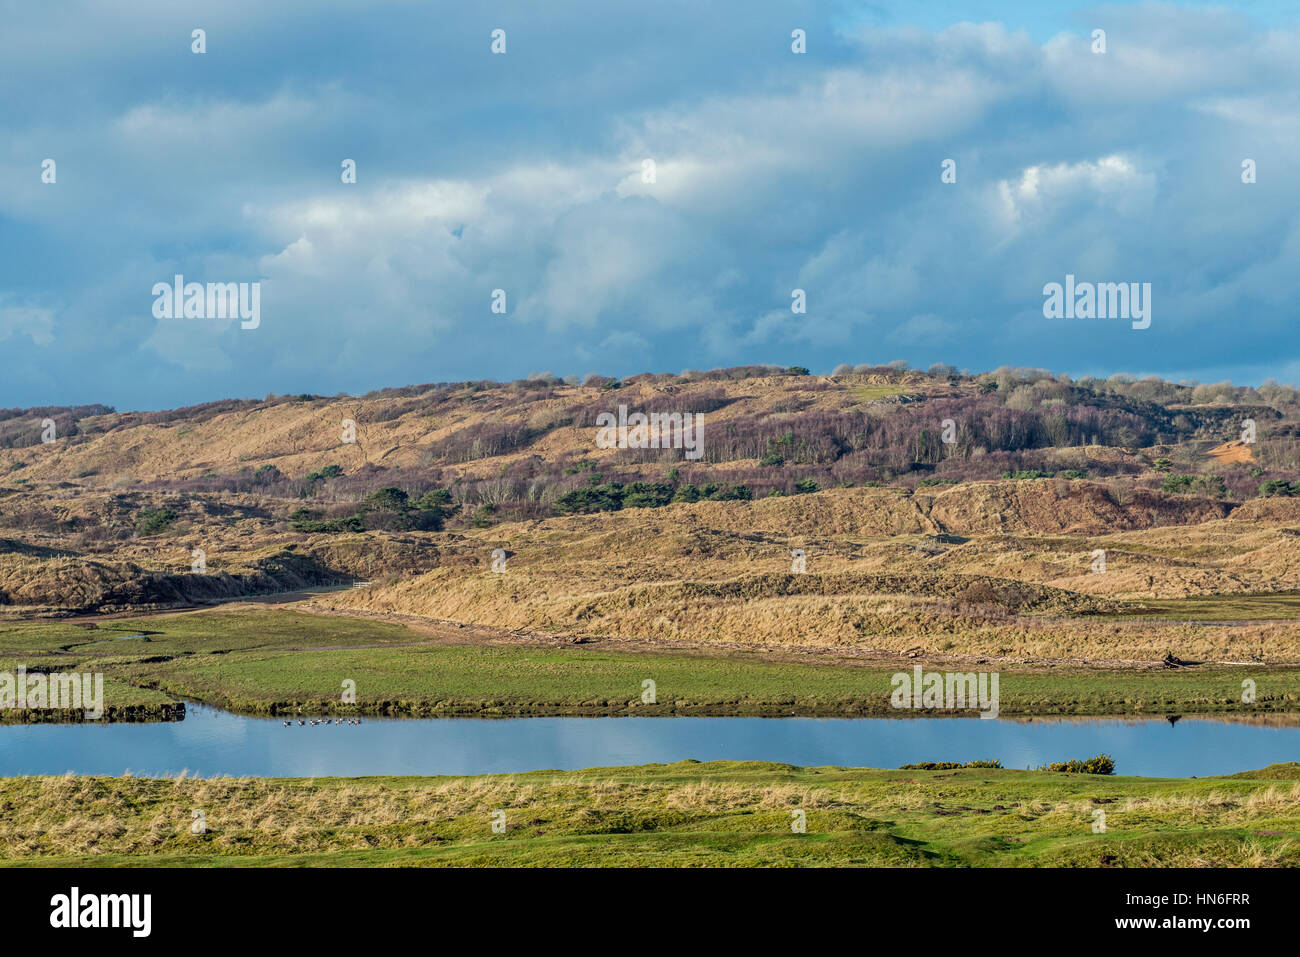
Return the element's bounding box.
[0,302,55,347]
[2,1,1300,408]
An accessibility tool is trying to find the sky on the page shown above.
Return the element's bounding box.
[2,0,1299,410]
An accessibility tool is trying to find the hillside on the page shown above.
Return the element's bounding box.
[4,364,1300,664]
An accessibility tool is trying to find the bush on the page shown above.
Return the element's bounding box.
[900,760,1003,770]
[1260,479,1298,497]
[1038,754,1115,775]
[1197,475,1228,498]
[135,507,178,536]
[700,483,752,501]
[290,515,364,534]
[553,484,626,515]
[621,482,675,509]
[671,484,701,503]
[1163,474,1227,497]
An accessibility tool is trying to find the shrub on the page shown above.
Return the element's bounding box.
[135,507,178,536]
[290,515,364,534]
[1259,479,1298,497]
[900,760,1003,770]
[671,484,701,503]
[1163,474,1227,497]
[1196,475,1228,498]
[553,484,626,515]
[621,482,675,509]
[700,483,752,501]
[1038,754,1115,775]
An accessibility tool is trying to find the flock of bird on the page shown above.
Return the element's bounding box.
[282,718,363,726]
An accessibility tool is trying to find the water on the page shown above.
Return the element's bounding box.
[1,705,1297,778]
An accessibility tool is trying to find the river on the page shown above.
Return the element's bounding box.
[2,705,1297,777]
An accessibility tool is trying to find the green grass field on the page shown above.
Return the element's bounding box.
[3,761,1298,867]
[852,384,909,402]
[2,607,1298,718]
[1113,592,1300,621]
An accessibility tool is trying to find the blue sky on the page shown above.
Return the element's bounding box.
[2,0,1299,410]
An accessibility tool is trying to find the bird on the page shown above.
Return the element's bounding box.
[283,720,290,727]
[297,720,305,726]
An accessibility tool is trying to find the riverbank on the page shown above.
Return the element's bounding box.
[2,606,1299,721]
[3,761,1298,867]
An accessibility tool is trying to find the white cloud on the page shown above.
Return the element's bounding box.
[0,303,55,347]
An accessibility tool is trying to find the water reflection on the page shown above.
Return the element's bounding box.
[2,705,1298,778]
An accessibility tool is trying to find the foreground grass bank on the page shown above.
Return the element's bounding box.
[3,607,1300,719]
[3,761,1298,867]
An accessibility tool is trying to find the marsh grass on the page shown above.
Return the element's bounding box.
[4,761,1299,868]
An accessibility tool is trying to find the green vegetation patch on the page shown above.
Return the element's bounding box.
[3,761,1298,868]
[4,608,1300,720]
[1113,592,1300,621]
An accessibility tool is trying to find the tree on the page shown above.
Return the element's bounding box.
[364,486,409,511]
